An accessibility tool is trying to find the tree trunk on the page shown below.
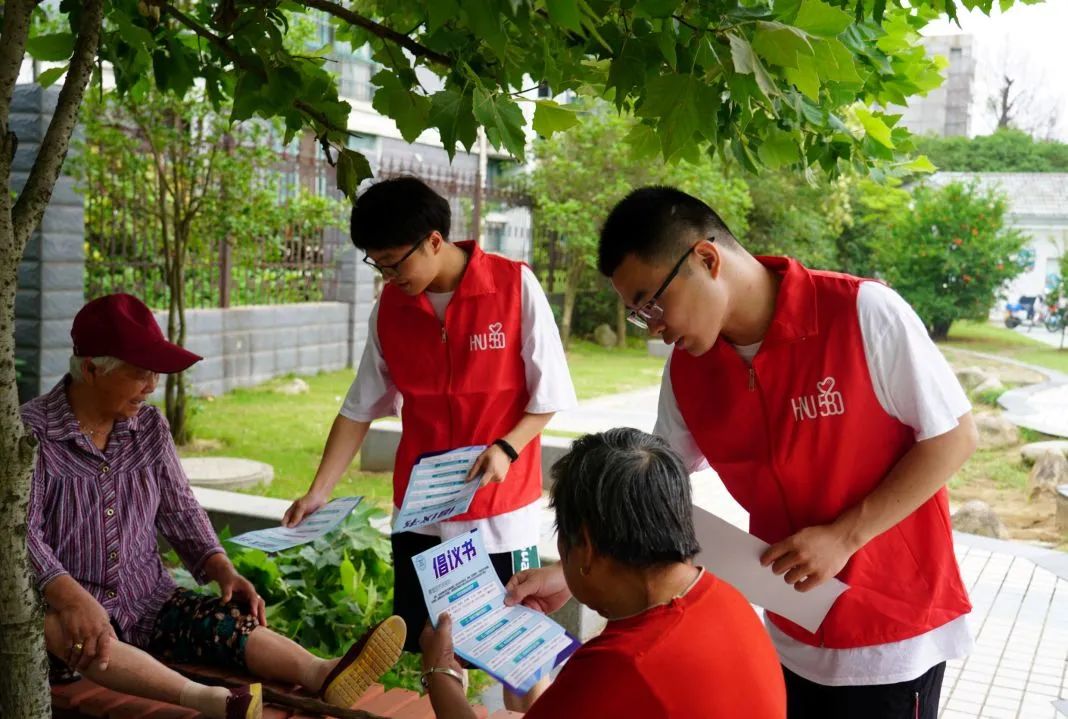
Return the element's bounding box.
[164,233,190,445]
[0,147,51,719]
[615,296,627,349]
[561,283,575,349]
[929,320,952,342]
[559,247,587,349]
[0,1,104,713]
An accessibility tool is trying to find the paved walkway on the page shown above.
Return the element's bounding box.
[543,367,1068,718]
[1012,324,1067,349]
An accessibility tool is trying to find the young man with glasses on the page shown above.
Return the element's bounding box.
[284,176,575,710]
[510,186,977,718]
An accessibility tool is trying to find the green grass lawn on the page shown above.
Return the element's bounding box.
[182,341,666,504]
[182,372,396,507]
[565,339,664,399]
[940,320,1068,374]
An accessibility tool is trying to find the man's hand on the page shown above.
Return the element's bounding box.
[465,444,511,487]
[204,554,267,626]
[760,524,857,593]
[53,590,113,672]
[504,565,572,614]
[420,614,463,673]
[283,490,328,528]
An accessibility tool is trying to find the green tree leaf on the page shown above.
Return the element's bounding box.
[758,129,802,168]
[429,89,478,157]
[371,70,431,144]
[855,107,894,148]
[336,147,373,201]
[35,65,68,88]
[784,53,821,99]
[752,21,813,69]
[472,88,527,159]
[26,33,75,62]
[792,0,854,37]
[546,0,584,32]
[532,100,580,137]
[728,33,778,98]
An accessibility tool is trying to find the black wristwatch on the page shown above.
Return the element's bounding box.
[493,438,519,462]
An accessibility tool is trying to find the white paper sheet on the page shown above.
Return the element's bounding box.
[393,445,485,533]
[229,496,363,552]
[413,530,579,694]
[693,507,848,633]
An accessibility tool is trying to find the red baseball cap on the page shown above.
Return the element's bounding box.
[71,294,202,374]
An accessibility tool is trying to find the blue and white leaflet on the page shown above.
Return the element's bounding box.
[413,530,579,695]
[392,445,485,533]
[229,496,363,553]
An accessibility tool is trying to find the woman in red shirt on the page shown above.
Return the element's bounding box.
[419,428,786,718]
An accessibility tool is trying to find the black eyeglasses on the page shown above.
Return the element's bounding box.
[626,240,708,329]
[362,235,427,277]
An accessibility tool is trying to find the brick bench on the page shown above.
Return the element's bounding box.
[51,665,522,719]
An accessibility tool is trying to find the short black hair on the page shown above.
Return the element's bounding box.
[598,186,737,277]
[349,175,451,251]
[550,428,701,568]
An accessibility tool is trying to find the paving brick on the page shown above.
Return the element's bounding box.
[138,706,201,719]
[75,690,132,717]
[109,699,197,719]
[354,688,422,715]
[485,712,525,718]
[52,681,107,710]
[392,694,436,719]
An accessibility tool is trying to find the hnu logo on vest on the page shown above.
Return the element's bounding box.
[791,377,846,421]
[470,322,507,352]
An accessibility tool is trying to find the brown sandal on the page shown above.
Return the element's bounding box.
[224,683,262,719]
[319,615,406,708]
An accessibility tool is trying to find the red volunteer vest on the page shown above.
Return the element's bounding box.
[377,241,542,521]
[672,256,971,649]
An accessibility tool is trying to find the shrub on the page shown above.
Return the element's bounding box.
[168,503,424,691]
[873,181,1027,340]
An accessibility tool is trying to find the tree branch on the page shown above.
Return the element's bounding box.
[297,0,453,67]
[0,0,36,127]
[12,0,104,246]
[162,4,356,140]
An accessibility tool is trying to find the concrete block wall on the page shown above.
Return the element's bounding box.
[10,85,377,404]
[12,85,85,401]
[151,302,352,397]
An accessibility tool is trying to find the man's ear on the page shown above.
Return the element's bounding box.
[428,230,445,253]
[694,239,721,279]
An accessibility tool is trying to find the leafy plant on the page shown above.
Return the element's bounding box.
[874,181,1028,340]
[168,503,423,691]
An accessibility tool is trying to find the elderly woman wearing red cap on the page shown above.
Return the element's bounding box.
[21,294,406,719]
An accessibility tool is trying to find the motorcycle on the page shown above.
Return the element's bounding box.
[1004,295,1041,329]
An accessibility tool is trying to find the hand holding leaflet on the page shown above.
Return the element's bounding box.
[393,446,485,533]
[230,496,363,552]
[693,507,848,633]
[413,530,579,695]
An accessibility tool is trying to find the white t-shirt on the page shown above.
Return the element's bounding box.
[655,281,974,686]
[340,265,577,554]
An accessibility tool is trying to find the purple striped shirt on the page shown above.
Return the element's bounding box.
[22,377,223,647]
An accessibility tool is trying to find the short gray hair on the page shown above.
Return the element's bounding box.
[550,428,701,568]
[69,355,124,382]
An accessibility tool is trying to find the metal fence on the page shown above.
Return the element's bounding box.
[83,133,343,310]
[377,158,534,251]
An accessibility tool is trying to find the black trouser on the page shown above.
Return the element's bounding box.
[391,531,517,653]
[784,662,946,719]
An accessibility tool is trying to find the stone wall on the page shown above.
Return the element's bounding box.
[151,302,353,397]
[13,85,85,400]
